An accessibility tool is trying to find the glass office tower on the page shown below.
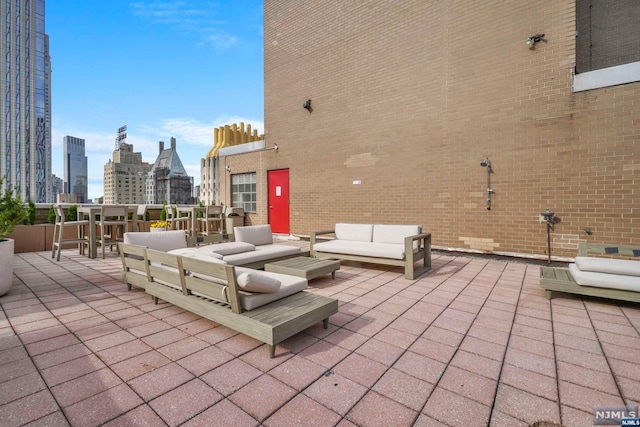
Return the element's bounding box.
[63,136,87,203]
[0,0,51,202]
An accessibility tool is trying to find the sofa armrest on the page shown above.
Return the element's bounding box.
[310,229,335,255]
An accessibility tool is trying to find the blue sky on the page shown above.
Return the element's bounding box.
[47,0,264,200]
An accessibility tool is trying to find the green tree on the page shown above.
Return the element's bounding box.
[48,205,56,224]
[25,202,36,225]
[0,177,27,238]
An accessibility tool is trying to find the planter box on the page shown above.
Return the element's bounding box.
[7,224,82,253]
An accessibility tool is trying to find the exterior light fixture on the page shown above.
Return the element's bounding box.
[303,99,312,112]
[526,34,546,50]
[225,165,231,172]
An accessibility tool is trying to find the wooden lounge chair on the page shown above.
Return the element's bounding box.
[540,242,640,302]
[120,244,338,357]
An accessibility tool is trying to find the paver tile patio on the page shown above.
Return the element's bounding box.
[1,248,639,426]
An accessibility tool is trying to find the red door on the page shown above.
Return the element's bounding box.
[268,169,290,234]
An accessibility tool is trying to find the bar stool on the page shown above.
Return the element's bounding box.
[198,205,224,236]
[51,204,89,261]
[167,204,191,233]
[135,205,148,232]
[98,205,128,258]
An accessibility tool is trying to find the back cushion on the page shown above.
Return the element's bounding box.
[123,230,186,252]
[335,223,374,242]
[234,225,273,246]
[372,225,421,246]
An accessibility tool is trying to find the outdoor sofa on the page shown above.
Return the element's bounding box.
[120,225,302,290]
[310,223,431,279]
[540,242,640,302]
[119,230,338,357]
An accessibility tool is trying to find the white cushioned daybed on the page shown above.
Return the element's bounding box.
[311,223,431,279]
[540,242,640,302]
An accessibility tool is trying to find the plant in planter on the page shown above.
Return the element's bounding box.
[0,177,27,296]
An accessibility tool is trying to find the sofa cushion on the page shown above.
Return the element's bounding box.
[236,271,281,293]
[314,240,406,260]
[223,244,301,266]
[373,224,421,249]
[234,267,308,311]
[234,225,273,246]
[167,247,223,260]
[206,241,255,256]
[335,223,374,242]
[569,263,640,292]
[575,257,640,277]
[124,230,187,252]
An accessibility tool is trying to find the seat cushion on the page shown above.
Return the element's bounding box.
[234,267,308,311]
[222,244,301,265]
[335,223,374,242]
[234,225,273,246]
[205,241,255,256]
[124,230,187,252]
[168,247,223,260]
[575,257,640,277]
[314,240,406,260]
[569,263,640,292]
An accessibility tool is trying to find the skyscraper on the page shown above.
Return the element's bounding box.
[0,0,51,202]
[63,136,87,203]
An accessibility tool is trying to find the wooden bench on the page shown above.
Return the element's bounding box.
[120,244,338,357]
[540,242,640,302]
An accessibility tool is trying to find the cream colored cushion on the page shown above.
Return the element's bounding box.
[207,241,255,256]
[335,223,373,242]
[236,271,281,293]
[234,225,273,246]
[575,257,640,277]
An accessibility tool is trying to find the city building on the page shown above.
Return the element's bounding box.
[63,136,88,204]
[146,137,193,204]
[201,123,264,206]
[216,0,640,259]
[50,174,63,200]
[0,0,52,202]
[103,143,150,204]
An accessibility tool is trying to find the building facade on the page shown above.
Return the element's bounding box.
[218,0,640,259]
[50,173,62,200]
[0,0,51,202]
[103,143,150,204]
[146,137,193,204]
[201,123,264,206]
[63,135,88,203]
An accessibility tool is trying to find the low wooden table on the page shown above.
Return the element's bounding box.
[265,257,340,280]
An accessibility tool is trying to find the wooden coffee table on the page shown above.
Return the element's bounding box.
[265,257,340,280]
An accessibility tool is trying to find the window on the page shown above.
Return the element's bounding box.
[231,173,256,213]
[574,0,640,91]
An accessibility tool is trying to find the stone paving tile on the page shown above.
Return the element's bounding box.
[177,345,235,376]
[303,371,367,416]
[201,358,263,396]
[347,391,418,427]
[24,410,71,427]
[150,378,222,426]
[269,355,327,391]
[128,362,194,401]
[439,365,497,406]
[50,367,122,408]
[229,374,297,422]
[332,352,388,388]
[372,367,434,411]
[109,350,171,382]
[264,393,341,427]
[101,404,166,427]
[40,353,107,387]
[422,387,491,427]
[0,371,48,406]
[0,389,60,427]
[492,384,560,425]
[63,383,143,427]
[182,398,258,427]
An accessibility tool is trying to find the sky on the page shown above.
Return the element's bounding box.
[47,0,264,200]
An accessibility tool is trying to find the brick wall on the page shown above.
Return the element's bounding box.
[228,0,639,259]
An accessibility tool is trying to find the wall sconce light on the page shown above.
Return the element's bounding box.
[265,143,279,151]
[526,33,547,50]
[225,165,231,172]
[303,99,312,112]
